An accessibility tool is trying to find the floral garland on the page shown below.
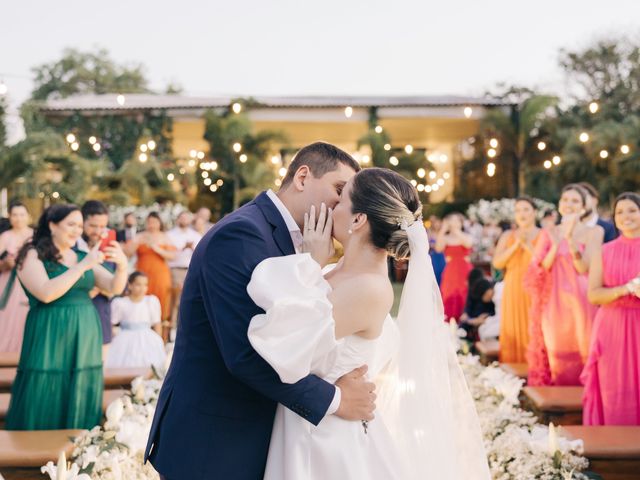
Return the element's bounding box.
[42,357,589,480]
[467,198,556,226]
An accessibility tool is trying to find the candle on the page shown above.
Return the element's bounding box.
[57,450,67,480]
[548,422,559,454]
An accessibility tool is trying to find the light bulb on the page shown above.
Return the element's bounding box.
[344,106,353,118]
[232,102,242,114]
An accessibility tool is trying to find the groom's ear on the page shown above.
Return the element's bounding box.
[292,165,311,192]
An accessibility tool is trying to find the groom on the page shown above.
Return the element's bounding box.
[145,142,376,479]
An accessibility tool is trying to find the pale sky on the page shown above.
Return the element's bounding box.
[2,0,639,143]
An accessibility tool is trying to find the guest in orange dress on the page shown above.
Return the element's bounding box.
[129,213,176,337]
[493,197,541,364]
[526,184,603,385]
[436,213,473,321]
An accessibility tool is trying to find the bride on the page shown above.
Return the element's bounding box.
[247,167,490,479]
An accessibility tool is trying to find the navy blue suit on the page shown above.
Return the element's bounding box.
[597,217,618,243]
[145,192,335,479]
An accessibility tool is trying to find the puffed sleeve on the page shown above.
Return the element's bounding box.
[147,295,162,325]
[111,297,125,325]
[247,253,341,384]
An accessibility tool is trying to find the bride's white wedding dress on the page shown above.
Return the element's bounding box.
[247,222,491,479]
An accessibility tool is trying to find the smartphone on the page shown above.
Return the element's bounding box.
[99,229,117,251]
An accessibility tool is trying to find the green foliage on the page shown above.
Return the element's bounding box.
[203,108,287,215]
[30,47,149,100]
[0,95,7,148]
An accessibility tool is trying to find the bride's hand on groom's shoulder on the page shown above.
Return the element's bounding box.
[302,203,335,267]
[334,365,377,422]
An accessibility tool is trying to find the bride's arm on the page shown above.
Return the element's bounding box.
[329,275,393,340]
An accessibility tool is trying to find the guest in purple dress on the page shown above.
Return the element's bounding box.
[582,192,640,425]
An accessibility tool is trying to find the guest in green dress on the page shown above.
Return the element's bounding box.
[6,204,128,430]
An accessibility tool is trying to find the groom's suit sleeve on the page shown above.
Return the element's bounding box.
[199,219,336,426]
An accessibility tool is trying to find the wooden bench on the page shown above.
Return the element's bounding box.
[0,389,126,428]
[0,367,150,393]
[560,426,640,480]
[0,429,84,480]
[475,339,500,365]
[0,352,20,368]
[500,362,528,380]
[523,386,583,425]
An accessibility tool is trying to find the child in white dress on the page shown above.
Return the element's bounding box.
[105,271,167,369]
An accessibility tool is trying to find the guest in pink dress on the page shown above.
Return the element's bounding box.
[435,213,473,321]
[526,184,603,385]
[0,202,33,352]
[582,192,640,425]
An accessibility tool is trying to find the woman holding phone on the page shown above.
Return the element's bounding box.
[6,204,128,430]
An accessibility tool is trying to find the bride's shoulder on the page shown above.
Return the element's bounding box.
[332,273,393,309]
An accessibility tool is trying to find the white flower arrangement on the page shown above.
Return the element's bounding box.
[467,198,555,226]
[42,353,589,480]
[108,203,188,230]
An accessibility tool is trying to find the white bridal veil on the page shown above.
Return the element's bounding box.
[377,221,491,479]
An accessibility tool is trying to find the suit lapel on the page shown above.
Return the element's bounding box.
[254,192,296,256]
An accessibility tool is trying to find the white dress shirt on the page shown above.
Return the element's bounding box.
[167,227,202,268]
[265,189,341,416]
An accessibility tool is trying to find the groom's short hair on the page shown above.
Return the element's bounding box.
[281,142,361,188]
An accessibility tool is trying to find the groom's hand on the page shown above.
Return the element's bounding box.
[303,203,335,267]
[335,365,376,421]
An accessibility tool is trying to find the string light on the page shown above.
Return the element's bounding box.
[443,172,451,180]
[188,159,196,168]
[116,94,125,106]
[404,144,414,154]
[361,155,370,164]
[552,155,561,165]
[89,136,97,145]
[52,192,60,199]
[210,185,218,192]
[375,126,383,134]
[92,143,101,152]
[487,162,496,177]
[489,138,499,149]
[599,150,609,159]
[147,140,156,151]
[463,106,473,118]
[70,142,79,151]
[140,144,148,152]
[417,184,425,192]
[621,145,630,154]
[384,143,391,151]
[437,178,445,186]
[537,141,546,151]
[233,143,242,153]
[432,184,440,192]
[271,155,281,165]
[344,106,353,118]
[167,173,175,181]
[410,179,417,187]
[278,167,287,177]
[417,168,426,178]
[589,102,599,114]
[201,171,209,178]
[579,132,589,143]
[425,185,432,193]
[139,153,148,162]
[389,156,399,166]
[543,160,552,169]
[204,178,212,186]
[197,151,205,160]
[274,179,282,187]
[66,133,76,143]
[211,161,218,170]
[179,168,186,174]
[429,171,437,179]
[216,179,224,186]
[239,154,248,163]
[487,148,497,158]
[189,149,197,158]
[232,102,242,114]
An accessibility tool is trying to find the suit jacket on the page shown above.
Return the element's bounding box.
[597,217,618,244]
[145,192,335,480]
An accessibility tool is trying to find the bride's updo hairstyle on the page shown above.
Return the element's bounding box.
[349,168,422,260]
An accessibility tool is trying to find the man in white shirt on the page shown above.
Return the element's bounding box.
[167,210,202,331]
